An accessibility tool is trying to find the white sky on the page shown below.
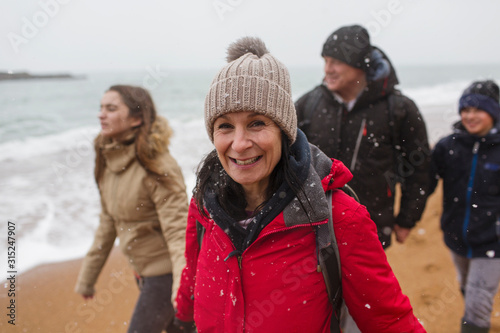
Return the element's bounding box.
[1,0,500,73]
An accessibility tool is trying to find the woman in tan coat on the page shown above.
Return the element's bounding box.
[75,85,189,333]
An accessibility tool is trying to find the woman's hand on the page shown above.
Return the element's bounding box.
[169,317,196,333]
[393,225,411,243]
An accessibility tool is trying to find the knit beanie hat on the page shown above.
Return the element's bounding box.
[322,24,372,71]
[205,36,297,144]
[459,80,500,123]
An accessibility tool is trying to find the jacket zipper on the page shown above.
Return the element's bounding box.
[496,216,500,243]
[333,105,344,157]
[463,141,480,258]
[350,118,366,171]
[110,169,120,217]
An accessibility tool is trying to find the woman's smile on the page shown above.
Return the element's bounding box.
[231,156,262,166]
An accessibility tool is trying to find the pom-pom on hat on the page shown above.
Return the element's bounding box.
[205,36,297,144]
[459,80,500,123]
[322,24,372,71]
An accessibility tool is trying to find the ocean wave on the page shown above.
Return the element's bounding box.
[0,126,99,162]
[1,117,212,273]
[405,80,469,107]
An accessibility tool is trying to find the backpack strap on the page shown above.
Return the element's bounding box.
[317,190,342,333]
[196,220,205,249]
[341,184,359,203]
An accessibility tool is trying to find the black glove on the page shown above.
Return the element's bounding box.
[168,317,196,333]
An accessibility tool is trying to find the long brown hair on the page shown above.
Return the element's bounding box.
[94,85,172,185]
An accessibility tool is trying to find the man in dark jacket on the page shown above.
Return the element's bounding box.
[295,24,430,249]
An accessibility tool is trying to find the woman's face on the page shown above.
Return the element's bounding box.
[213,111,282,194]
[99,91,142,141]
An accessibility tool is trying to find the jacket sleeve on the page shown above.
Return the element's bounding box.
[175,198,201,322]
[149,157,189,305]
[395,96,431,228]
[336,198,425,332]
[75,198,117,296]
[429,139,447,195]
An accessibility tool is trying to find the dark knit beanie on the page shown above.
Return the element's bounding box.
[459,80,500,122]
[205,36,297,144]
[322,25,372,71]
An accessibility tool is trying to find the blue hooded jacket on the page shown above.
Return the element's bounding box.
[430,121,500,258]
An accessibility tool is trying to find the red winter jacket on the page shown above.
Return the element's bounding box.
[176,147,425,333]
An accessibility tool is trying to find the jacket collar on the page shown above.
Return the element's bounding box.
[101,135,136,173]
[282,143,353,227]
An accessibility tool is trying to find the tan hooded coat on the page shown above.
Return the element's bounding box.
[75,116,188,304]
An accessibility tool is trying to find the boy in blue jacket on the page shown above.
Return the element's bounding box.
[430,80,500,333]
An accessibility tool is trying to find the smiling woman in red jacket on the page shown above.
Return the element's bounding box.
[173,37,426,333]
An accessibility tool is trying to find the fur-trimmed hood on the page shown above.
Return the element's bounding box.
[361,46,400,105]
[144,115,173,156]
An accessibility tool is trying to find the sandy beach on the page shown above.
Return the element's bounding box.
[3,186,500,333]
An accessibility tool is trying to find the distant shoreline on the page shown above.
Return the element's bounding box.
[0,71,85,81]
